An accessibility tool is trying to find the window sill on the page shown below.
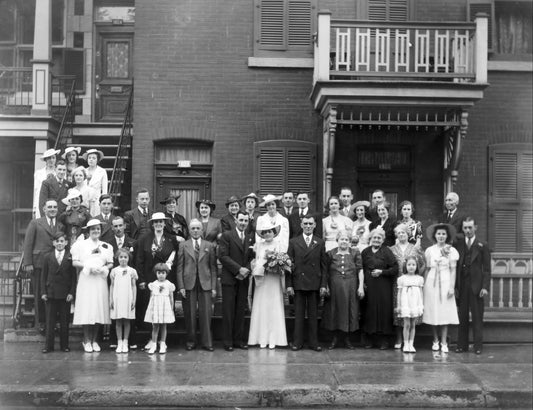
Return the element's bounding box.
[488,60,533,72]
[248,57,314,68]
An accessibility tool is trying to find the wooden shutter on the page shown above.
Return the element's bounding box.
[368,0,408,21]
[63,49,85,93]
[489,144,533,253]
[467,0,494,52]
[255,0,316,54]
[255,140,316,204]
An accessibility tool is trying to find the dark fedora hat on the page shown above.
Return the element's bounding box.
[160,195,181,205]
[195,199,216,211]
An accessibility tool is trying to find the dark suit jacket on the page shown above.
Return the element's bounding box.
[135,231,178,285]
[108,234,136,265]
[244,210,262,235]
[288,209,323,238]
[440,209,467,238]
[340,204,357,220]
[369,217,397,247]
[221,214,238,233]
[163,211,189,240]
[23,217,66,269]
[455,237,491,295]
[218,229,255,286]
[124,207,152,240]
[279,206,297,219]
[39,176,70,214]
[176,239,217,291]
[286,235,327,291]
[41,250,76,299]
[94,213,116,243]
[200,217,222,243]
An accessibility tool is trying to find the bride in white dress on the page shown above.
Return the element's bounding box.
[248,219,288,349]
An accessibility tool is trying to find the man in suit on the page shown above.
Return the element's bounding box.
[368,189,386,222]
[95,194,115,243]
[455,217,491,355]
[124,188,152,240]
[279,191,296,218]
[40,231,76,353]
[286,215,328,351]
[39,160,70,215]
[440,192,466,238]
[177,219,217,351]
[23,200,65,331]
[339,187,356,219]
[218,211,255,351]
[288,192,322,238]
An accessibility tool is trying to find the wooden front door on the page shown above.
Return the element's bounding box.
[95,26,133,122]
[156,178,211,223]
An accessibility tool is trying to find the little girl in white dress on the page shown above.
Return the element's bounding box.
[144,263,175,354]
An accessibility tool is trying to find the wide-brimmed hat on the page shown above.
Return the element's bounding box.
[82,149,104,162]
[41,148,60,160]
[62,188,83,205]
[241,192,259,207]
[259,194,281,207]
[195,199,216,212]
[83,219,105,230]
[148,212,170,222]
[426,223,456,243]
[353,200,370,210]
[62,146,81,159]
[225,195,242,207]
[255,218,281,238]
[160,195,181,205]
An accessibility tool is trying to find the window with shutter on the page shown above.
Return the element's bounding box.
[368,0,409,21]
[254,140,316,205]
[467,0,495,52]
[489,144,533,253]
[254,0,317,57]
[63,49,85,93]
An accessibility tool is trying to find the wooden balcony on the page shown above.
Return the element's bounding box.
[310,12,490,115]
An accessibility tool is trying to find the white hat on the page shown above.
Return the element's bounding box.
[41,148,60,160]
[62,146,81,159]
[82,149,104,162]
[148,212,170,222]
[259,194,281,207]
[83,219,105,230]
[255,217,281,238]
[62,188,83,205]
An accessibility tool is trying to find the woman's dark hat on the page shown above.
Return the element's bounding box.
[160,195,181,205]
[195,199,216,211]
[225,195,242,207]
[426,223,456,243]
[241,192,259,207]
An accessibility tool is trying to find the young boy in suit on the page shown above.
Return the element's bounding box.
[41,231,77,353]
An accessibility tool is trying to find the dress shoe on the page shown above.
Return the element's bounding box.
[364,343,373,349]
[92,342,101,352]
[224,345,234,352]
[63,348,70,353]
[475,349,482,355]
[202,346,214,352]
[82,342,93,353]
[455,347,466,353]
[328,337,338,350]
[159,341,167,354]
[379,343,388,350]
[41,348,51,353]
[186,343,196,351]
[234,343,248,350]
[310,345,322,352]
[441,344,449,353]
[291,344,303,351]
[345,338,355,350]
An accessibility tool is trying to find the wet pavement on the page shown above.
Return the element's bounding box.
[0,342,531,408]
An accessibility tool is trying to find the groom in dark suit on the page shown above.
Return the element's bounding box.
[39,160,70,215]
[124,188,152,240]
[287,215,327,351]
[455,217,491,354]
[218,211,255,351]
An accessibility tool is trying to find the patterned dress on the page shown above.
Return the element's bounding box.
[144,280,176,324]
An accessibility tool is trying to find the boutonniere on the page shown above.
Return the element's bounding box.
[101,243,108,249]
[159,284,165,293]
[312,240,317,245]
[478,243,483,247]
[203,247,209,252]
[91,247,101,255]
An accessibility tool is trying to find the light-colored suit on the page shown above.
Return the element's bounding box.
[177,238,217,347]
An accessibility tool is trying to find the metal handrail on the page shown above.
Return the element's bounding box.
[109,82,134,210]
[53,78,77,153]
[12,251,24,329]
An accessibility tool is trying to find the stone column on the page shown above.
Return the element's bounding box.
[31,0,52,115]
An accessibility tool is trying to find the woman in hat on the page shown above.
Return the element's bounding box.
[369,202,396,247]
[160,195,188,242]
[71,166,99,217]
[242,193,261,235]
[361,227,399,349]
[33,148,60,218]
[135,212,179,346]
[322,196,354,252]
[221,195,242,233]
[352,201,371,252]
[422,223,459,353]
[59,188,91,246]
[255,194,289,252]
[389,223,425,349]
[195,199,222,243]
[247,219,288,349]
[71,219,114,352]
[62,146,82,184]
[83,149,108,214]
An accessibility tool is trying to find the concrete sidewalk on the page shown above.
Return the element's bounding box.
[0,342,531,408]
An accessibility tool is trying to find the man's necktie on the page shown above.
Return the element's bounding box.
[467,238,472,249]
[305,235,311,247]
[56,252,62,265]
[447,211,452,222]
[194,240,200,258]
[117,238,123,248]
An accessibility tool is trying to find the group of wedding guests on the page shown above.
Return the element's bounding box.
[27,163,490,355]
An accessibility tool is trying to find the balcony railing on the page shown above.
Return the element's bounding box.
[489,253,533,311]
[314,13,488,84]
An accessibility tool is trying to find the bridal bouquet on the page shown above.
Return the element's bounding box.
[263,250,292,276]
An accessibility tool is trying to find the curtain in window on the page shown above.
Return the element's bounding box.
[169,188,199,224]
[496,3,532,54]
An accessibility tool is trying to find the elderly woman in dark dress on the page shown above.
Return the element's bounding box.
[361,227,399,349]
[323,230,365,349]
[59,188,91,246]
[160,195,189,243]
